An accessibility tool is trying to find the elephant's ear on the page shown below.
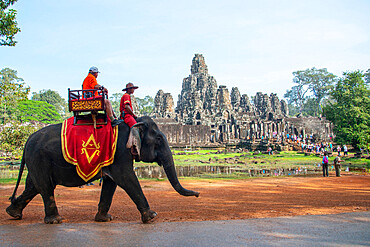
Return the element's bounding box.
[126,122,145,160]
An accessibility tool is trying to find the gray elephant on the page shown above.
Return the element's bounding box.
[6,116,199,224]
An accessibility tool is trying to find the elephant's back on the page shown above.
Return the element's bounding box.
[25,123,63,157]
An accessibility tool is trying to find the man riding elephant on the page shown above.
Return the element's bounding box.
[82,66,123,127]
[120,82,141,158]
[120,82,139,127]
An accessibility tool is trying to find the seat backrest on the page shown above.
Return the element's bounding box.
[68,88,106,112]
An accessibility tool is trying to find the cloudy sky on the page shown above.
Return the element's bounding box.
[1,0,369,102]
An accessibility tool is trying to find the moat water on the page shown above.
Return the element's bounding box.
[134,165,323,178]
[0,162,323,179]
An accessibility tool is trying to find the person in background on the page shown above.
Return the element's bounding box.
[343,145,348,156]
[333,154,342,177]
[82,66,123,127]
[322,151,329,177]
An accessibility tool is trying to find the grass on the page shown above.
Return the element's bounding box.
[1,151,368,184]
[163,150,321,168]
[0,177,26,184]
[0,167,27,185]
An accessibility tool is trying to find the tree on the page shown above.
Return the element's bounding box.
[136,95,154,115]
[109,93,154,117]
[14,100,62,124]
[32,89,68,117]
[284,71,310,114]
[0,68,30,123]
[109,92,123,117]
[285,68,336,116]
[0,0,20,46]
[302,98,319,117]
[323,71,370,150]
[364,68,370,84]
[305,68,336,116]
[287,103,299,117]
[0,122,41,156]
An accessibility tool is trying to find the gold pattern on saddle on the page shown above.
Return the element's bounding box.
[71,100,102,111]
[81,134,101,163]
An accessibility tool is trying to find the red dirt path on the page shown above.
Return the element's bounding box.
[0,174,369,225]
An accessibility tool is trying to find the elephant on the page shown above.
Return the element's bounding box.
[6,116,199,224]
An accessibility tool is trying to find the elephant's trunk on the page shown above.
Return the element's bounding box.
[161,156,199,197]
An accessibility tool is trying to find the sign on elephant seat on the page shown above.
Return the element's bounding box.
[61,117,118,181]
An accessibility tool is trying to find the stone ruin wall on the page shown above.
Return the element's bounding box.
[151,54,334,148]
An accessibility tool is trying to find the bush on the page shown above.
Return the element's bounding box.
[16,100,62,124]
[0,122,41,157]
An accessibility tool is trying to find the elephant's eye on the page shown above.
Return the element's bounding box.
[155,136,163,145]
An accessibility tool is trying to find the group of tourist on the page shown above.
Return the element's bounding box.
[278,133,350,178]
[300,142,349,157]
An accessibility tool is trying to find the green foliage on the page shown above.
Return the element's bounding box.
[109,92,123,116]
[285,67,336,116]
[284,85,309,114]
[0,0,20,46]
[365,68,370,84]
[109,93,154,117]
[323,71,370,150]
[0,68,30,123]
[287,103,299,117]
[136,95,154,115]
[288,99,319,117]
[0,122,41,157]
[302,98,319,117]
[32,89,68,117]
[15,100,62,124]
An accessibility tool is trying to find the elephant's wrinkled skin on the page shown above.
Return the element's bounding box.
[6,116,199,224]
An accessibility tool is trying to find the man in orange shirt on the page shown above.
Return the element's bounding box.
[82,66,123,127]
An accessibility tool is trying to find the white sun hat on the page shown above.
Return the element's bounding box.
[89,66,100,73]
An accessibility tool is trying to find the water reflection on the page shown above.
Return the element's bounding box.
[1,162,321,179]
[134,165,322,178]
[0,163,23,179]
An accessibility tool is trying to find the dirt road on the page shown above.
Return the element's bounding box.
[0,174,369,225]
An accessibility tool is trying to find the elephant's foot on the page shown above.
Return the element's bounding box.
[6,204,23,220]
[141,209,157,224]
[95,211,113,222]
[44,215,63,224]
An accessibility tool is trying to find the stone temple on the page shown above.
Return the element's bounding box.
[151,54,333,150]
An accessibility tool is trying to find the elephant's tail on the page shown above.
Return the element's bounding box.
[9,153,26,204]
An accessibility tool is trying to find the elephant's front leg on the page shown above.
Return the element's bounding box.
[114,170,157,223]
[95,176,117,222]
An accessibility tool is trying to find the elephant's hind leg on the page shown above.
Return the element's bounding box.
[28,168,62,224]
[6,175,39,220]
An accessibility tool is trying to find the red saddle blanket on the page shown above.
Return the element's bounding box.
[61,117,118,182]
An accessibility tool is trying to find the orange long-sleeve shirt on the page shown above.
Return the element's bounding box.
[82,73,98,96]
